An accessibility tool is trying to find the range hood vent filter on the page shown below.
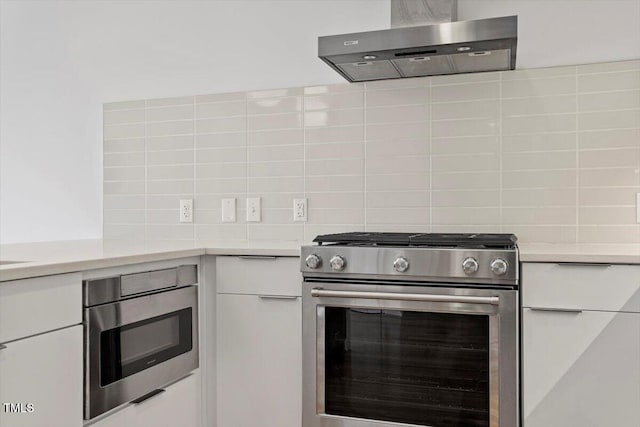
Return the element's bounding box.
[319,15,518,82]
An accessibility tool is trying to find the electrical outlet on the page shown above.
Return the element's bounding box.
[179,199,193,223]
[293,198,307,222]
[222,198,236,223]
[247,197,261,222]
[637,193,640,224]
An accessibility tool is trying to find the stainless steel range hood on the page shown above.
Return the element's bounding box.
[318,14,518,82]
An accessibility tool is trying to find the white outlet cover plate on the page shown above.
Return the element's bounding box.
[293,198,307,222]
[221,198,236,223]
[247,197,261,222]
[179,199,193,223]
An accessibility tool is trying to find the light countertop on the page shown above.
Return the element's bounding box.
[1,239,639,282]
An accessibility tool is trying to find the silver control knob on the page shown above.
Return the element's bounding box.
[393,257,409,273]
[305,254,322,269]
[330,255,346,271]
[491,258,509,276]
[462,257,479,275]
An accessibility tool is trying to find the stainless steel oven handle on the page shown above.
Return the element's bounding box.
[310,289,500,305]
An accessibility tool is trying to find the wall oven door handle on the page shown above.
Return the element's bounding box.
[310,289,500,305]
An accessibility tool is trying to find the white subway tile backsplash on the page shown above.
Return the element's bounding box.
[304,109,363,127]
[104,60,640,244]
[197,132,246,149]
[500,65,575,81]
[147,135,193,151]
[104,195,145,210]
[104,138,145,153]
[104,109,145,125]
[104,100,145,111]
[578,70,640,92]
[247,112,302,131]
[147,165,193,181]
[147,150,193,166]
[104,123,145,139]
[431,81,499,102]
[146,105,193,122]
[366,105,428,124]
[247,97,301,115]
[578,90,640,112]
[579,147,640,168]
[147,180,193,195]
[432,118,498,138]
[576,60,640,74]
[247,144,303,162]
[432,100,498,120]
[196,116,246,134]
[196,101,245,119]
[502,76,576,98]
[304,92,363,111]
[366,87,429,107]
[104,152,145,167]
[104,166,145,181]
[502,95,576,116]
[146,96,193,107]
[147,120,193,137]
[578,110,640,130]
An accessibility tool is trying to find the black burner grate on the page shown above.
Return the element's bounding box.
[313,232,517,249]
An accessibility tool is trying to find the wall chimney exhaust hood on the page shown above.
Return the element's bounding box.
[318,1,517,82]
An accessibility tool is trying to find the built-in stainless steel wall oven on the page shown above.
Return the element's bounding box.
[83,265,199,419]
[301,233,519,427]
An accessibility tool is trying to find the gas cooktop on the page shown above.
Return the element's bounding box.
[302,232,519,286]
[313,232,517,249]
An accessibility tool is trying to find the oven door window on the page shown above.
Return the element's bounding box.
[100,308,193,387]
[323,307,490,427]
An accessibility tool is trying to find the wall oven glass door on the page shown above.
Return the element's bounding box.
[303,282,518,427]
[85,285,198,419]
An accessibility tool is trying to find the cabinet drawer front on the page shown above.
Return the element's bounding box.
[523,309,640,426]
[522,263,640,312]
[0,273,82,343]
[216,256,301,296]
[0,325,83,427]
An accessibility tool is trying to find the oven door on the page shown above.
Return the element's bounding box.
[85,285,198,419]
[302,281,518,427]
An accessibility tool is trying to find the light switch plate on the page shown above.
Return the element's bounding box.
[222,198,236,223]
[247,197,261,222]
[293,198,307,222]
[179,199,193,223]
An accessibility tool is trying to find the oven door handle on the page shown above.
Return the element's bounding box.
[310,289,500,305]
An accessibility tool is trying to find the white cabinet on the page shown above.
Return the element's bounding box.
[90,374,200,427]
[0,325,83,427]
[216,256,302,427]
[522,263,640,427]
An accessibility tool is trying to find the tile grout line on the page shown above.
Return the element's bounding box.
[363,84,367,232]
[144,100,148,242]
[428,78,433,233]
[575,65,580,244]
[193,97,197,245]
[302,89,307,243]
[498,72,503,233]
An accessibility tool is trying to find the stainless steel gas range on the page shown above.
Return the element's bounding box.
[301,232,519,427]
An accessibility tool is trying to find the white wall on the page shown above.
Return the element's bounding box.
[1,0,639,244]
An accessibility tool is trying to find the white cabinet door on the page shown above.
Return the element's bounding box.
[0,325,83,427]
[90,374,200,427]
[217,293,302,427]
[523,308,640,427]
